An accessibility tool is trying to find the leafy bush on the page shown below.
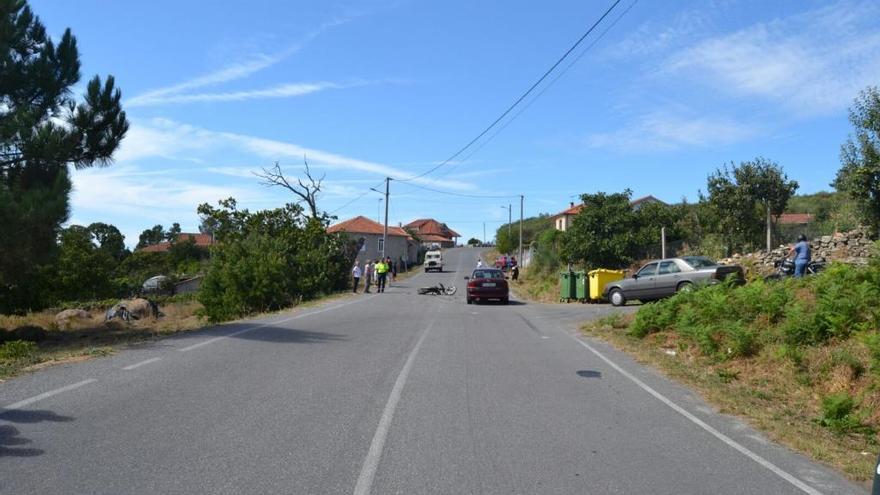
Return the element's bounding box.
[196,199,352,322]
[816,392,872,435]
[0,340,37,360]
[628,262,880,360]
[629,299,679,338]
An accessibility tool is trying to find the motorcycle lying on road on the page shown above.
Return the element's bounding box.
[417,283,457,296]
[764,257,825,281]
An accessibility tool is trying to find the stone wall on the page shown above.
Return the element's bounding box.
[719,227,875,269]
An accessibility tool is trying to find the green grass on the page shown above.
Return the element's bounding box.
[582,259,880,482]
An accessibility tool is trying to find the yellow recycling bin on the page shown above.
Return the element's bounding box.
[588,269,625,301]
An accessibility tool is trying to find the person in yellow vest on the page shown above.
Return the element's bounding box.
[376,259,389,293]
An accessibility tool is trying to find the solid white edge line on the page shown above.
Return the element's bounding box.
[566,332,823,495]
[122,357,162,370]
[178,294,376,352]
[353,319,436,495]
[2,378,97,411]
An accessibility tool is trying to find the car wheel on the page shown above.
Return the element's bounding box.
[676,282,694,293]
[501,297,509,305]
[609,289,626,307]
[466,297,472,304]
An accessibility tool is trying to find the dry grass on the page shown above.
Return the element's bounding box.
[582,317,879,482]
[0,300,207,381]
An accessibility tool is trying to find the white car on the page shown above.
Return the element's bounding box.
[424,250,443,272]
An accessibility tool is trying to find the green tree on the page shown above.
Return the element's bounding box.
[706,159,797,254]
[467,237,481,246]
[136,224,166,249]
[166,222,181,243]
[87,222,128,261]
[561,190,640,269]
[55,225,117,302]
[0,0,128,313]
[196,199,352,322]
[834,86,880,234]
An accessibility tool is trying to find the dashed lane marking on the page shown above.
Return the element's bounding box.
[2,379,97,411]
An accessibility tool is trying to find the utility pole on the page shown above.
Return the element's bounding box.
[766,204,772,252]
[661,226,667,258]
[382,177,390,259]
[483,222,486,246]
[518,195,524,265]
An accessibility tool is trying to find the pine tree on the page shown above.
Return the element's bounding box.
[0,0,128,312]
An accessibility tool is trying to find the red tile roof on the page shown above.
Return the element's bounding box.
[777,213,814,225]
[328,216,411,237]
[139,233,215,252]
[403,218,460,240]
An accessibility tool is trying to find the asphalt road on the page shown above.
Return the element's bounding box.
[0,248,868,494]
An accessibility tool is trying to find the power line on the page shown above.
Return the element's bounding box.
[329,180,386,215]
[395,0,624,183]
[395,180,519,199]
[430,0,639,182]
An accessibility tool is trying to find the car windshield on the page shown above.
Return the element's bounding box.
[681,256,717,269]
[473,270,504,279]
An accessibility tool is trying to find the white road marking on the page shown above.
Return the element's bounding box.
[179,294,375,352]
[353,319,436,495]
[122,357,162,370]
[2,379,97,411]
[566,333,823,495]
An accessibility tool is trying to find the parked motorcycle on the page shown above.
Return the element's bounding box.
[764,257,824,281]
[418,283,457,296]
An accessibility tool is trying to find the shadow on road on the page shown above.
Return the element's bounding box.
[576,370,603,379]
[230,326,347,344]
[0,409,73,457]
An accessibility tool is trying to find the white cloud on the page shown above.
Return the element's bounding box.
[116,118,475,190]
[126,16,355,107]
[586,112,756,152]
[127,82,337,107]
[665,1,880,114]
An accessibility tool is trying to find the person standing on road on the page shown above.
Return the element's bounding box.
[364,260,374,293]
[511,264,519,282]
[390,257,397,281]
[476,258,483,268]
[376,259,388,293]
[788,234,811,278]
[351,262,361,293]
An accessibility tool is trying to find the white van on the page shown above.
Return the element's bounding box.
[424,250,443,273]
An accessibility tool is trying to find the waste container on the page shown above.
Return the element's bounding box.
[588,269,625,301]
[559,271,575,302]
[574,271,587,301]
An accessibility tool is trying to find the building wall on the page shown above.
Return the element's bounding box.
[347,233,418,269]
[555,215,573,232]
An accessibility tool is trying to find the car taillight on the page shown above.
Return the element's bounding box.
[468,280,479,288]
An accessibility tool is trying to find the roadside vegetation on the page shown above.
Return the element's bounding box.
[584,257,880,481]
[0,294,203,380]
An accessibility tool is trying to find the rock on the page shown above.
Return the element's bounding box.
[55,309,90,329]
[107,298,160,321]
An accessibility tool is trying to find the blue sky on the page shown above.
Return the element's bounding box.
[31,0,880,245]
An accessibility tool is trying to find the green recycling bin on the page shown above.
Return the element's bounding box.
[559,271,575,302]
[574,271,587,301]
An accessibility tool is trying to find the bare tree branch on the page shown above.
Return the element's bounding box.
[254,155,324,219]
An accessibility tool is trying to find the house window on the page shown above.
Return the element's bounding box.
[378,237,384,254]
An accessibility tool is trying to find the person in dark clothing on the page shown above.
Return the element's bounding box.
[511,264,519,282]
[788,234,811,278]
